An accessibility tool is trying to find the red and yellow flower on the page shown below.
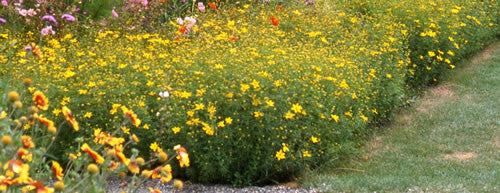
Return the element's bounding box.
[173,145,190,168]
[62,106,79,131]
[21,136,35,149]
[121,106,141,127]
[51,161,64,181]
[32,91,49,111]
[81,143,105,164]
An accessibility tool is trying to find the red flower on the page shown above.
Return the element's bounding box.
[270,16,279,27]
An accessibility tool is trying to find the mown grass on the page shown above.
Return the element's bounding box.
[301,41,500,192]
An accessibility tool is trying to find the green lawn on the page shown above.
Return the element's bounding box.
[301,42,500,192]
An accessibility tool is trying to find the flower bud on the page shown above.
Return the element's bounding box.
[7,91,20,102]
[54,181,65,191]
[1,136,12,145]
[87,164,99,174]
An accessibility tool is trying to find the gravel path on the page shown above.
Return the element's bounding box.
[106,177,321,193]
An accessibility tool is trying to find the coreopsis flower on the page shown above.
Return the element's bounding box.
[81,143,105,164]
[32,91,49,111]
[21,136,35,149]
[121,106,141,127]
[173,145,190,167]
[51,161,64,180]
[62,106,79,131]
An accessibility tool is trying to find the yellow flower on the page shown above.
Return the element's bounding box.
[265,100,274,107]
[224,117,233,124]
[311,136,320,143]
[150,142,160,152]
[302,150,312,158]
[291,103,303,114]
[253,111,264,119]
[330,114,340,123]
[275,150,285,160]
[0,111,7,120]
[172,127,181,134]
[284,111,295,120]
[84,112,93,118]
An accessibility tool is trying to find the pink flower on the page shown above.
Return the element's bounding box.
[0,17,6,24]
[198,2,205,12]
[42,15,58,25]
[1,0,7,7]
[41,26,55,36]
[112,9,119,18]
[61,14,75,22]
[18,9,28,17]
[142,0,148,6]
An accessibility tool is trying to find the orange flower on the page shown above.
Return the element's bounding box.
[121,106,141,127]
[229,36,238,41]
[62,106,79,131]
[21,136,35,149]
[270,16,279,27]
[173,145,190,168]
[207,2,216,10]
[81,143,105,164]
[32,91,49,111]
[51,161,64,180]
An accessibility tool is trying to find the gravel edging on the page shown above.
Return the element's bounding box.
[106,177,321,193]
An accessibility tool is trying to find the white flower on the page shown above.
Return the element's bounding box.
[176,17,183,25]
[184,16,196,25]
[159,91,170,98]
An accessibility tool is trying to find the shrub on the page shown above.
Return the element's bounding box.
[0,0,498,187]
